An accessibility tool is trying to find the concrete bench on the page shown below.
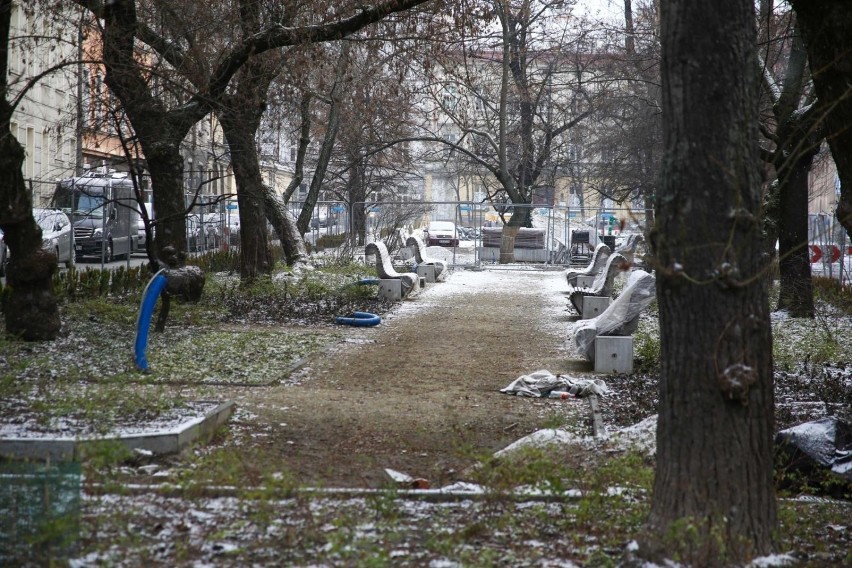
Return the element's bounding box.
[405,235,448,282]
[365,241,421,300]
[565,242,611,287]
[569,252,629,314]
[615,233,645,264]
[571,270,656,373]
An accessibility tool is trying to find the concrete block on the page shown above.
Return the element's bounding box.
[575,275,596,289]
[594,336,633,374]
[416,264,436,283]
[378,278,402,301]
[582,296,611,320]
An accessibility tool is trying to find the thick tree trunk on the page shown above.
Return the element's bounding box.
[0,1,59,341]
[144,145,188,262]
[498,205,531,264]
[791,0,852,241]
[777,156,815,317]
[642,0,777,564]
[0,132,60,340]
[219,111,272,281]
[100,0,192,263]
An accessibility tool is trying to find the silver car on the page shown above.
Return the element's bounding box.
[34,208,74,268]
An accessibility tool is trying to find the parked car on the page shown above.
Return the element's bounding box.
[34,208,74,268]
[425,220,459,247]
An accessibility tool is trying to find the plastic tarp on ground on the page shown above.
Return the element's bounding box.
[571,270,657,361]
[775,417,852,496]
[500,369,608,398]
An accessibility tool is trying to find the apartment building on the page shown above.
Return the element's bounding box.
[8,1,231,209]
[8,1,80,205]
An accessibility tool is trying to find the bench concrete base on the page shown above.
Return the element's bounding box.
[575,274,597,289]
[378,278,402,301]
[582,296,611,320]
[594,336,633,374]
[416,264,436,283]
[477,247,549,263]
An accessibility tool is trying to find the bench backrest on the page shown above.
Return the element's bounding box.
[405,235,430,264]
[590,252,628,296]
[616,233,644,258]
[365,241,401,279]
[566,243,611,283]
[587,242,612,274]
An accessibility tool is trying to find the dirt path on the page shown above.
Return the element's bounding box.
[233,267,592,488]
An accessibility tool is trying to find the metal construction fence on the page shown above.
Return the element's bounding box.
[809,213,851,285]
[337,200,654,268]
[21,177,852,283]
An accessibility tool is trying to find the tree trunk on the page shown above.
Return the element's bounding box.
[219,110,272,281]
[642,0,777,564]
[144,145,189,263]
[0,1,59,341]
[498,205,531,264]
[790,0,852,241]
[263,188,307,266]
[296,45,348,236]
[0,132,60,340]
[777,155,815,317]
[99,0,192,262]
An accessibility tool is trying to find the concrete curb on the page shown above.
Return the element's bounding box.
[0,400,235,462]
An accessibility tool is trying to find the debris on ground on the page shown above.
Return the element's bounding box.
[500,369,608,398]
[384,468,431,489]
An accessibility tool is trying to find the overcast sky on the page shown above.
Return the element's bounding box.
[575,0,625,21]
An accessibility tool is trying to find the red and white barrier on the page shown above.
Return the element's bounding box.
[809,244,851,263]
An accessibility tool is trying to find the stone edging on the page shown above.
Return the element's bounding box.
[0,400,235,462]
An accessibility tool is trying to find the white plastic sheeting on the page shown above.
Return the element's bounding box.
[571,270,657,361]
[565,242,611,286]
[500,369,608,398]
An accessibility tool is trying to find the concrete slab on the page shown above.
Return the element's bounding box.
[0,400,235,462]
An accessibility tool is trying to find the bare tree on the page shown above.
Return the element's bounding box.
[638,0,777,564]
[583,0,660,227]
[71,0,434,272]
[418,0,609,262]
[757,6,820,317]
[789,0,852,243]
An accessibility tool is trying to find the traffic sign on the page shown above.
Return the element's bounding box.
[828,245,841,263]
[809,245,822,263]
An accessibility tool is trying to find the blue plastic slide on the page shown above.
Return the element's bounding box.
[134,269,168,371]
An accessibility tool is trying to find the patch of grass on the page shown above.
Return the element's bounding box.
[773,313,852,370]
[147,328,333,385]
[633,326,661,374]
[62,297,139,325]
[27,383,186,436]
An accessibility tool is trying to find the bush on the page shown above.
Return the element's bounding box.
[813,276,852,315]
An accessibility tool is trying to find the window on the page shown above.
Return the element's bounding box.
[41,129,50,177]
[26,127,35,178]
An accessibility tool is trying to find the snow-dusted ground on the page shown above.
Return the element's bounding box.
[2,261,851,566]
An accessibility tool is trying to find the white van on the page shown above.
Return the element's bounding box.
[136,202,154,251]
